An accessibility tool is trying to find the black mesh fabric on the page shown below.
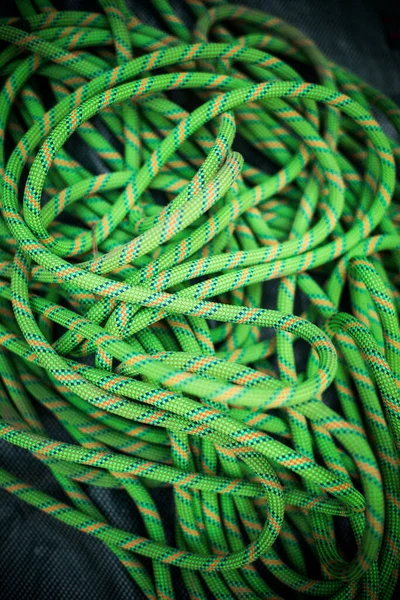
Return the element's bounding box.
[0,0,399,598]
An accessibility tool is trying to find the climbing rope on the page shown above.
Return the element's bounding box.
[0,0,399,598]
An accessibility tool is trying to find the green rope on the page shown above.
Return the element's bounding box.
[0,0,399,597]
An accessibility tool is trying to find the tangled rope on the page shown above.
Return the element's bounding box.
[0,0,399,598]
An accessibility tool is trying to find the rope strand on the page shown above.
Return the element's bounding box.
[0,1,399,598]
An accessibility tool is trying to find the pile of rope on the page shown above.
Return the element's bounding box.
[0,0,399,598]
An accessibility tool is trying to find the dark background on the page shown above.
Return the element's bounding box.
[0,0,399,598]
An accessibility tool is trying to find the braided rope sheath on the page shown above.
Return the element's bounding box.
[0,0,399,597]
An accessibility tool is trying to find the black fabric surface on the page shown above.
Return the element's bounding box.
[0,0,399,598]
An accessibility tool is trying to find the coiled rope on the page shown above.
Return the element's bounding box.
[0,0,399,598]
